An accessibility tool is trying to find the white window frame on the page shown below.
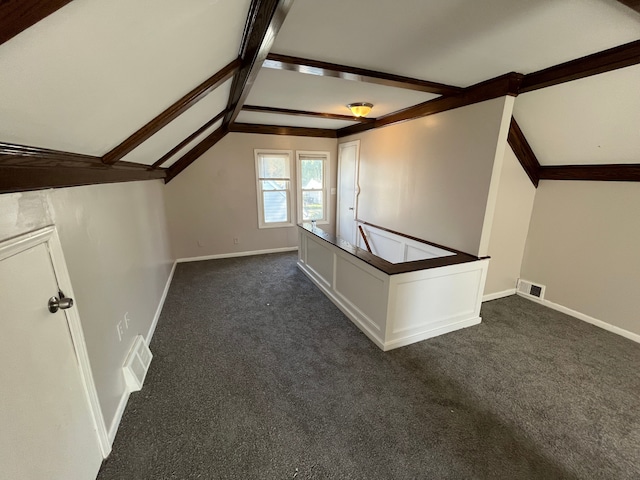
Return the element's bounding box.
[296,150,330,225]
[254,149,294,229]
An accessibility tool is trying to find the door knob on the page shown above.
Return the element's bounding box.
[48,292,74,313]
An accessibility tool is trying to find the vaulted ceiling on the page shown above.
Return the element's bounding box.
[0,0,639,193]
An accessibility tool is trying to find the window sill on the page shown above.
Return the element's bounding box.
[258,223,296,229]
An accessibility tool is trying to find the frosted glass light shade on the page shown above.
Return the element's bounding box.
[347,102,373,117]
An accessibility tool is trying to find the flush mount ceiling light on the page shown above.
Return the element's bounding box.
[347,102,373,117]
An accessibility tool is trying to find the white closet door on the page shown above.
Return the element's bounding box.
[0,242,102,480]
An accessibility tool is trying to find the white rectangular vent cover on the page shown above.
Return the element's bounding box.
[517,279,546,300]
[123,335,153,393]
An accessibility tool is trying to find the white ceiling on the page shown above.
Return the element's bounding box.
[162,120,224,168]
[0,0,638,170]
[272,0,640,87]
[236,111,356,130]
[513,64,640,166]
[0,0,250,155]
[245,68,438,118]
[121,80,232,166]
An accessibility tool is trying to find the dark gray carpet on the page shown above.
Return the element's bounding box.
[97,252,640,479]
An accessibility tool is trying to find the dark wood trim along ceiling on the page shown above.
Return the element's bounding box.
[151,109,229,169]
[263,53,462,96]
[539,164,640,182]
[102,59,240,165]
[520,39,640,93]
[616,0,640,14]
[0,143,165,194]
[0,0,73,46]
[166,127,229,183]
[0,165,165,194]
[338,72,523,137]
[1,141,101,166]
[507,118,541,187]
[242,105,373,123]
[229,123,338,138]
[222,0,295,128]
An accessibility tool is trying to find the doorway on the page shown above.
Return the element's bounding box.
[337,140,361,245]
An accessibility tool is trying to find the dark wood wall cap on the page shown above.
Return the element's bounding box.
[299,223,483,276]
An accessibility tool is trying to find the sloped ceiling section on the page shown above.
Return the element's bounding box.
[0,0,639,193]
[0,0,250,155]
[514,64,640,165]
[0,0,253,192]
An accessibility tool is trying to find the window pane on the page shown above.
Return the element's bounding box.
[263,191,288,223]
[302,190,323,221]
[261,180,288,191]
[259,155,289,179]
[301,159,323,188]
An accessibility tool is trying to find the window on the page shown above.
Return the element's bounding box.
[297,151,329,224]
[255,150,293,228]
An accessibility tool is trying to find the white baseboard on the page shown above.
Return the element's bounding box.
[108,260,176,448]
[107,390,131,445]
[518,293,640,344]
[542,298,640,344]
[383,317,482,351]
[146,260,177,344]
[177,246,298,263]
[483,288,516,302]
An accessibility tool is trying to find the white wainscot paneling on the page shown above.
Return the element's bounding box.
[305,235,334,288]
[358,223,456,263]
[367,231,404,263]
[298,226,488,351]
[389,269,482,336]
[334,254,387,333]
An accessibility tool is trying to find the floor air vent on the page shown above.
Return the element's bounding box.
[123,335,153,393]
[517,279,546,300]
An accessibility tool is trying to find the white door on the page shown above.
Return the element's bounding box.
[337,140,360,245]
[0,241,102,479]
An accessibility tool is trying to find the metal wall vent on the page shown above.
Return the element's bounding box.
[123,335,153,393]
[517,279,546,300]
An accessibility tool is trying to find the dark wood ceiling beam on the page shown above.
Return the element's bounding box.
[539,164,640,182]
[102,58,240,165]
[229,123,337,138]
[166,127,229,183]
[222,0,295,128]
[151,109,229,169]
[338,72,523,138]
[507,118,540,187]
[0,165,165,194]
[263,53,462,96]
[242,105,373,123]
[166,0,294,182]
[520,39,640,93]
[0,143,165,194]
[616,0,640,14]
[1,141,102,165]
[0,0,73,46]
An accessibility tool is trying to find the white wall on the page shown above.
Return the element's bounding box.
[483,145,536,297]
[342,96,514,256]
[521,181,640,336]
[0,180,173,435]
[164,132,338,259]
